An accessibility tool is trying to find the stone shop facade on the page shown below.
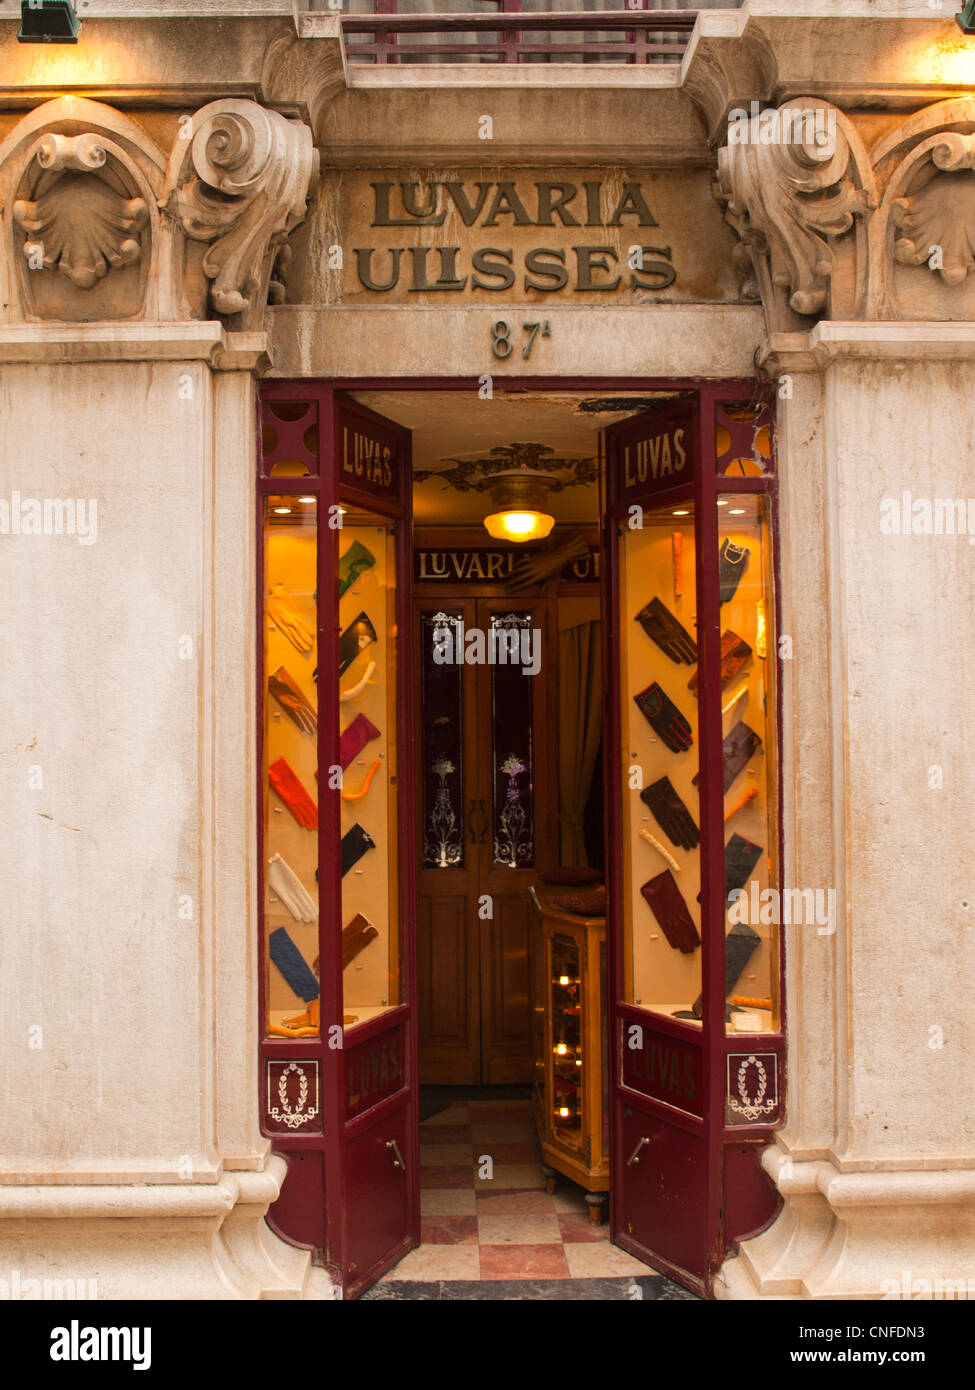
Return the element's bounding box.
[1,1,974,1301]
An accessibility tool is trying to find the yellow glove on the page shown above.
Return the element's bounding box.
[268,583,313,654]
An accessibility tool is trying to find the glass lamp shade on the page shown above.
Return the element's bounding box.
[483,509,555,542]
[482,470,556,542]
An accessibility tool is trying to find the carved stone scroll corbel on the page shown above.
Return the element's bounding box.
[715,100,876,334]
[162,99,319,329]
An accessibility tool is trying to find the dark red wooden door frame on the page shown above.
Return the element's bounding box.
[256,373,783,1299]
[257,383,419,1298]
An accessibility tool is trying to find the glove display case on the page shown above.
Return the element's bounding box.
[604,390,784,1294]
[529,885,609,1219]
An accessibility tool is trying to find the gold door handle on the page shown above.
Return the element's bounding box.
[626,1136,652,1167]
[386,1139,406,1172]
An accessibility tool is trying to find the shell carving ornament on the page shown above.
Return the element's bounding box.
[890,133,975,287]
[13,133,148,289]
[716,96,975,328]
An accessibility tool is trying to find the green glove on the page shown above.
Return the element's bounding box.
[339,539,376,598]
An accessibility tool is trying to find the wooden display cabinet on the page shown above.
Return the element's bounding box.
[529,885,609,1223]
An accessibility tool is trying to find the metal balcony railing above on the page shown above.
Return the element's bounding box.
[342,8,700,65]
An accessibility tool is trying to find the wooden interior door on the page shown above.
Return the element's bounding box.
[474,597,557,1084]
[415,599,481,1084]
[416,593,558,1085]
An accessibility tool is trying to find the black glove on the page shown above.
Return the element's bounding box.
[339,611,378,675]
[341,822,376,876]
[635,597,697,665]
[640,776,699,850]
[725,921,761,995]
[640,871,700,954]
[718,538,750,603]
[678,922,762,1020]
[724,833,763,902]
[634,683,693,753]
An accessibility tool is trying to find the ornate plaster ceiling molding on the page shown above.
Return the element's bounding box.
[413,442,597,495]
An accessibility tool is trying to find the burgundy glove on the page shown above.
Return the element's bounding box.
[693,720,762,793]
[339,713,381,770]
[640,870,700,953]
[688,629,752,693]
[268,757,318,829]
[634,683,693,753]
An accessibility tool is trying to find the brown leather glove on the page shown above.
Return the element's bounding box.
[688,629,752,693]
[269,665,317,734]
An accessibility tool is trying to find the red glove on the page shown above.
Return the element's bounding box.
[269,757,318,829]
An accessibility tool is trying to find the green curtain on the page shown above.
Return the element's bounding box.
[558,620,602,866]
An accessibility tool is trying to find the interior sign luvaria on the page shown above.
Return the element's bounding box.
[355,180,677,294]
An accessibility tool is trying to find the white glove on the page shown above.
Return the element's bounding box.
[268,852,317,922]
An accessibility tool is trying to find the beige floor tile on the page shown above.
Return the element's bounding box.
[551,1187,588,1213]
[477,1213,563,1245]
[563,1242,658,1278]
[419,1142,474,1166]
[384,1244,480,1281]
[475,1164,546,1191]
[420,1189,477,1216]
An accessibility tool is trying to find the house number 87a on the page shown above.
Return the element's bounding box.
[491,320,551,360]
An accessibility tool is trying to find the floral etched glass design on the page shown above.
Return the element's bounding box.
[421,611,465,869]
[491,612,534,867]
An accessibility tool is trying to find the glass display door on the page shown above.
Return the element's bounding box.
[258,386,418,1299]
[604,391,783,1295]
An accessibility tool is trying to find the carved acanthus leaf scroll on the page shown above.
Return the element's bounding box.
[715,101,875,329]
[164,99,319,326]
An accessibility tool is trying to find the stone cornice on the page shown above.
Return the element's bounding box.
[763,321,975,373]
[0,321,270,370]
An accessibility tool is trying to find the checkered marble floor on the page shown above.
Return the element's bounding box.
[383,1097,660,1283]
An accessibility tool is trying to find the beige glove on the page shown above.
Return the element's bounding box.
[268,583,313,654]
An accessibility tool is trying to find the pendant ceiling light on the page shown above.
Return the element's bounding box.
[482,469,556,542]
[959,1,975,34]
